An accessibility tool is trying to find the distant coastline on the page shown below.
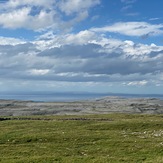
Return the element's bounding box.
[0,92,163,102]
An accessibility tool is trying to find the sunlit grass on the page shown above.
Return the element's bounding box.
[0,114,163,162]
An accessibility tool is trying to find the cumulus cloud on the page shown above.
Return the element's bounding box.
[0,7,55,30]
[0,31,163,88]
[91,22,163,37]
[0,0,100,31]
[64,30,97,45]
[0,1,162,93]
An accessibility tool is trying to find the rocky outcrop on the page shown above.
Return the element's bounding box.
[0,97,163,116]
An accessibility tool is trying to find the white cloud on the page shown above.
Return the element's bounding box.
[34,30,97,50]
[0,29,163,90]
[64,30,96,45]
[1,0,55,9]
[29,69,50,75]
[58,0,100,15]
[149,17,161,21]
[122,41,163,57]
[0,7,31,29]
[127,80,148,86]
[91,22,163,37]
[0,0,100,31]
[0,7,55,30]
[0,1,163,93]
[0,37,26,45]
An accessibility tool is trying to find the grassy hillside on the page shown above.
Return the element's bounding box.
[0,114,163,162]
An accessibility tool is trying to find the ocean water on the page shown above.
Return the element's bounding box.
[0,92,163,102]
[0,92,104,102]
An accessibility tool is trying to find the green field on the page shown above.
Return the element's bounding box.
[0,114,163,163]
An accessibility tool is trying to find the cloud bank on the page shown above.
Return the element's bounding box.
[0,30,163,89]
[0,0,163,93]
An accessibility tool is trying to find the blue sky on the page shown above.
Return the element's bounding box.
[0,0,163,94]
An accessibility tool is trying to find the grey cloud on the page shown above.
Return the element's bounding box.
[140,31,156,39]
[0,41,163,84]
[148,50,163,58]
[39,44,102,58]
[83,58,156,75]
[0,43,37,56]
[38,44,163,75]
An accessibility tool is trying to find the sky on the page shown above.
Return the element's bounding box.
[0,0,163,94]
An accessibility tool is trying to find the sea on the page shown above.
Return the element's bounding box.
[0,92,163,102]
